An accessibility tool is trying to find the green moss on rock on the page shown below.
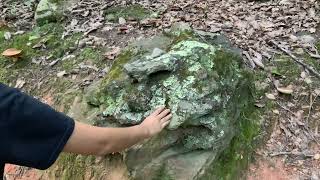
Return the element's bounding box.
[200,91,260,180]
[35,0,64,25]
[153,163,174,180]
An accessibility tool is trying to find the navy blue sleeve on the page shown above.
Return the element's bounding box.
[0,83,75,171]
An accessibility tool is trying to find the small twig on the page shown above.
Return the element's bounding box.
[306,92,318,123]
[277,98,320,145]
[269,151,314,158]
[304,44,320,59]
[83,27,98,37]
[270,40,320,79]
[303,89,320,145]
[49,59,60,67]
[305,48,320,59]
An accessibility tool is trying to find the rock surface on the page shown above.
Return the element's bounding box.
[35,0,61,25]
[88,30,253,179]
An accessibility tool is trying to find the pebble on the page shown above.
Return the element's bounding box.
[118,17,126,25]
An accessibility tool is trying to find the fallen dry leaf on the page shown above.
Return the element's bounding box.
[0,20,7,28]
[57,71,67,78]
[266,93,276,100]
[277,86,294,94]
[309,28,316,33]
[255,102,265,108]
[14,79,25,89]
[250,50,264,68]
[104,47,121,60]
[272,109,280,114]
[300,71,307,79]
[314,89,320,95]
[243,51,255,68]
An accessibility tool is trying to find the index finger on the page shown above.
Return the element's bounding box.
[151,106,165,116]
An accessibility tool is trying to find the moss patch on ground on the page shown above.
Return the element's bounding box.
[270,55,301,85]
[79,47,104,66]
[105,4,151,22]
[0,23,81,84]
[60,47,105,71]
[0,22,106,98]
[56,154,89,180]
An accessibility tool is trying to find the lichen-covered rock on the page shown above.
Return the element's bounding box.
[124,52,178,82]
[89,31,253,179]
[35,0,61,25]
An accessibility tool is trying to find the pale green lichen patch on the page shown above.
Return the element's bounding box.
[171,40,216,58]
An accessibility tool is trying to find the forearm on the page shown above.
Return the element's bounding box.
[63,107,172,156]
[99,125,149,154]
[63,121,149,156]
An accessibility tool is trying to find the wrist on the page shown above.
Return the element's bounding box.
[136,124,151,139]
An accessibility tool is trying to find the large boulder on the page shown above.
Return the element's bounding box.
[88,30,253,179]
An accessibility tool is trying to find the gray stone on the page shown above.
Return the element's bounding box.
[148,48,165,59]
[35,0,61,25]
[124,53,178,82]
[118,17,126,24]
[132,35,171,53]
[299,34,316,44]
[169,100,215,129]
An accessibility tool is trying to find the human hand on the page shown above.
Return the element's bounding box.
[139,106,172,138]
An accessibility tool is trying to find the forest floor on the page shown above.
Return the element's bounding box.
[1,0,320,179]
